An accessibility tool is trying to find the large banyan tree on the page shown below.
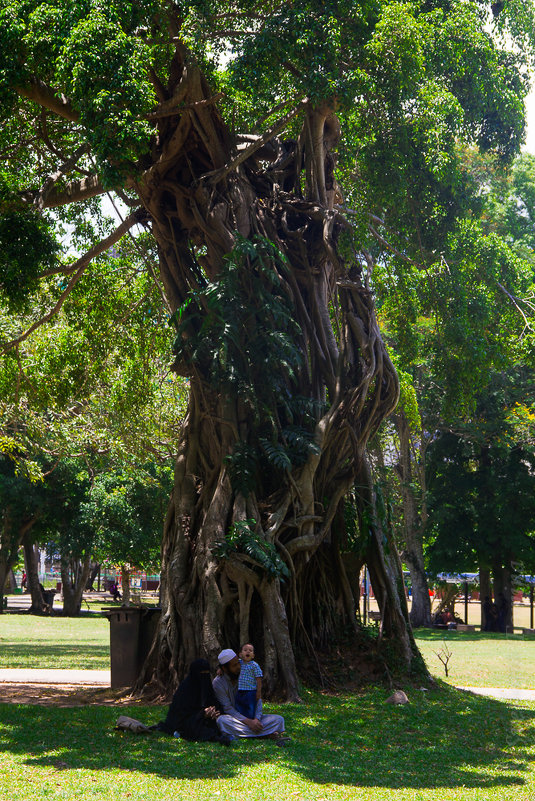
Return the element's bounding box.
[1,0,531,697]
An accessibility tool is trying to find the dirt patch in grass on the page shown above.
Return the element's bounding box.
[0,683,165,708]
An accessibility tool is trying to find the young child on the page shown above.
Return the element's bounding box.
[235,642,262,719]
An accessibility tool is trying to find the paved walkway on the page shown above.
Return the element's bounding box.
[0,669,110,685]
[456,685,535,701]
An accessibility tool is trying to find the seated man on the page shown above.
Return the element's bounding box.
[213,649,289,744]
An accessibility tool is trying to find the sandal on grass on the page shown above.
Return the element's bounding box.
[275,736,292,746]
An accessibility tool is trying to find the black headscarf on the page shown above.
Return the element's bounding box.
[160,659,221,738]
[181,659,219,710]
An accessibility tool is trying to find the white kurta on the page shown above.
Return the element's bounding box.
[212,673,285,738]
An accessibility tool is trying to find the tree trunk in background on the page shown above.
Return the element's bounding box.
[6,569,16,591]
[24,535,46,613]
[61,554,91,616]
[492,561,513,633]
[121,565,131,606]
[433,585,457,618]
[357,457,425,674]
[395,412,432,628]
[479,567,492,630]
[0,515,36,613]
[86,562,100,591]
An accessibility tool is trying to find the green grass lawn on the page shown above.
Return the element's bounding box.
[414,630,535,689]
[0,613,110,670]
[2,686,535,801]
[2,614,535,800]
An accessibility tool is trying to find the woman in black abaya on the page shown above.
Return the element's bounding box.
[159,659,231,745]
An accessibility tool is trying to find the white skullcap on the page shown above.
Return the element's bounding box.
[218,648,237,665]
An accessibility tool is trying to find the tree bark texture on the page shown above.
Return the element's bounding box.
[355,457,425,674]
[23,534,47,613]
[61,553,92,616]
[492,561,514,633]
[121,565,131,607]
[131,48,414,699]
[0,513,36,613]
[479,567,492,629]
[394,413,432,628]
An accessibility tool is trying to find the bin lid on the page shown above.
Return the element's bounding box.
[102,606,161,618]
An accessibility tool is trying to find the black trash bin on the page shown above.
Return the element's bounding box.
[103,607,161,689]
[42,589,55,611]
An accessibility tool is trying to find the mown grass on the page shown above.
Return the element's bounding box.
[2,614,535,799]
[0,613,109,670]
[414,630,535,689]
[2,686,535,801]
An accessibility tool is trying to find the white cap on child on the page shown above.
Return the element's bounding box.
[218,648,237,665]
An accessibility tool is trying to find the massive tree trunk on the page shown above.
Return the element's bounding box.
[394,413,432,628]
[135,48,413,699]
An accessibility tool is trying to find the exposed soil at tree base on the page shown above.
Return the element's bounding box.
[0,683,166,708]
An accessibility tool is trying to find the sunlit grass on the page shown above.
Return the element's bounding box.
[414,630,535,689]
[0,613,109,670]
[2,686,535,801]
[2,613,535,798]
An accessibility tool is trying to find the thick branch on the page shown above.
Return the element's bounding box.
[16,78,79,122]
[42,174,105,208]
[204,99,308,183]
[34,144,90,210]
[146,91,223,120]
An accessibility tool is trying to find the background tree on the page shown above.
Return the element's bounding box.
[80,460,173,606]
[0,242,186,610]
[1,0,534,695]
[0,440,43,605]
[371,139,535,628]
[426,368,535,631]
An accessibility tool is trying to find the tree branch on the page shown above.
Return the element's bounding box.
[367,224,427,270]
[2,210,144,352]
[34,144,90,210]
[145,82,190,120]
[41,174,105,208]
[495,281,534,335]
[16,78,79,122]
[146,91,224,121]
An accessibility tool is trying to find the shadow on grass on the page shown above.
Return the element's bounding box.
[0,643,109,669]
[1,685,535,789]
[280,685,535,790]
